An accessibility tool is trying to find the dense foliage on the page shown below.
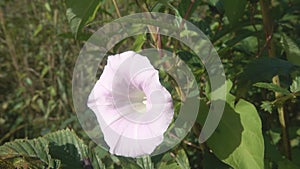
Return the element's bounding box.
[0,0,299,168]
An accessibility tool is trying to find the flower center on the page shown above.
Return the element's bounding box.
[128,88,147,113]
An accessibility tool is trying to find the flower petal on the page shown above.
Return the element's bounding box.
[87,51,174,157]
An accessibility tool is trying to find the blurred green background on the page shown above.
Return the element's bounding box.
[0,0,300,168]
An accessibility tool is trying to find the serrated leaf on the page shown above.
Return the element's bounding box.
[254,82,291,95]
[261,101,273,113]
[222,0,246,25]
[11,157,46,169]
[0,159,14,169]
[44,129,89,168]
[290,76,300,93]
[66,0,101,37]
[0,138,52,168]
[0,129,90,169]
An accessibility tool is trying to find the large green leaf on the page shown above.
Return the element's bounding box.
[222,99,264,168]
[222,0,246,25]
[198,81,264,169]
[66,0,102,37]
[202,151,231,169]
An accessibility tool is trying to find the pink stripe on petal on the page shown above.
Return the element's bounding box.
[87,51,174,157]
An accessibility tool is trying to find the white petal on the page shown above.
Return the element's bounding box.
[87,51,174,157]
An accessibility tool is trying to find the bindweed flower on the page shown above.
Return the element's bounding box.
[87,51,174,157]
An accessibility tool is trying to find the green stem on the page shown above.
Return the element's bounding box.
[259,0,291,160]
[112,0,121,18]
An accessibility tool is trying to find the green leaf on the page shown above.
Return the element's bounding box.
[224,30,256,48]
[0,138,61,168]
[132,34,146,51]
[158,162,180,169]
[264,135,282,162]
[281,34,300,66]
[66,0,101,37]
[278,159,300,169]
[44,129,89,168]
[198,81,264,169]
[44,129,88,159]
[0,129,89,169]
[178,0,200,20]
[174,149,190,169]
[156,153,181,169]
[222,0,246,25]
[0,159,14,169]
[254,82,291,95]
[137,155,153,169]
[290,76,300,93]
[224,99,264,168]
[118,157,143,169]
[202,151,231,169]
[89,145,108,169]
[261,101,273,113]
[236,57,299,99]
[207,0,219,6]
[0,138,52,167]
[267,130,281,145]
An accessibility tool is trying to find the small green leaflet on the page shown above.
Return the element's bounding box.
[261,101,273,114]
[254,82,291,95]
[290,76,300,93]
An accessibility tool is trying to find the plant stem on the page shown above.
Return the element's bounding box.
[259,0,291,159]
[179,0,195,30]
[112,0,121,18]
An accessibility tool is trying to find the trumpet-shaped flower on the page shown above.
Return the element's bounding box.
[87,51,174,157]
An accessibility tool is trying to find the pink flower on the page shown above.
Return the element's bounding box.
[87,51,174,157]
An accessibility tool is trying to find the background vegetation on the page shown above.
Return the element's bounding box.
[0,0,299,168]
